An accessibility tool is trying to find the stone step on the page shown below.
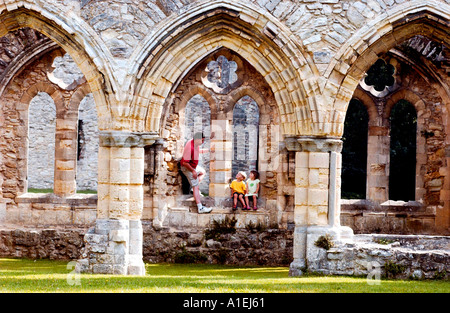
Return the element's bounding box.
[164,205,271,230]
[179,195,264,210]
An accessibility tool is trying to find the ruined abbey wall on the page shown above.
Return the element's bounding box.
[0,0,449,275]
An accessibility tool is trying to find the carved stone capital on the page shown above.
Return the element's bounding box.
[99,131,159,148]
[285,136,342,153]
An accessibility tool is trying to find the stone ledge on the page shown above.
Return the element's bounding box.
[16,192,97,205]
[318,234,450,279]
[99,131,159,147]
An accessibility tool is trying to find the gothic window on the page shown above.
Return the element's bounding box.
[389,100,417,201]
[27,92,56,192]
[202,55,238,94]
[184,94,211,194]
[232,96,259,178]
[341,99,369,199]
[76,93,98,193]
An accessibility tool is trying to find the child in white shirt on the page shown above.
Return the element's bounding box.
[245,170,260,210]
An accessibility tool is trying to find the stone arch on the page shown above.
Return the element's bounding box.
[0,7,112,130]
[329,2,450,136]
[386,89,427,202]
[348,88,378,129]
[0,29,58,97]
[132,2,317,136]
[384,89,426,121]
[171,83,216,158]
[21,83,62,192]
[168,83,216,131]
[20,81,64,111]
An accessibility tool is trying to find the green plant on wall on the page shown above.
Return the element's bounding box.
[204,216,237,241]
[341,99,369,199]
[314,234,335,250]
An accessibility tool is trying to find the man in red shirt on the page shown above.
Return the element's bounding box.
[180,132,212,213]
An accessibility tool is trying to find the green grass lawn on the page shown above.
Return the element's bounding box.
[0,258,449,293]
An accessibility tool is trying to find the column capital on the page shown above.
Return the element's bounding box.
[99,131,159,148]
[285,136,342,153]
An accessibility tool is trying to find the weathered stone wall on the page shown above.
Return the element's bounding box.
[1,227,448,280]
[341,200,437,235]
[0,228,86,260]
[143,222,293,266]
[28,92,56,189]
[0,226,294,267]
[315,234,450,280]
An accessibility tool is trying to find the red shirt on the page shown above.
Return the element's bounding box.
[180,139,199,169]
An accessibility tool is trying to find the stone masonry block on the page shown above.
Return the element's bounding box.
[56,160,75,171]
[109,229,128,243]
[295,167,309,187]
[110,170,130,184]
[210,160,232,171]
[308,189,328,206]
[209,183,231,198]
[308,168,319,187]
[110,147,131,159]
[295,152,309,168]
[294,205,308,225]
[309,152,330,169]
[130,147,144,160]
[108,201,129,219]
[210,171,232,184]
[110,159,131,172]
[109,185,129,202]
[295,187,308,206]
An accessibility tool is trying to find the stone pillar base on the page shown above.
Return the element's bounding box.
[76,218,146,275]
[289,225,353,276]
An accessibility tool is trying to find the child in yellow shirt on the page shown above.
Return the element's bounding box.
[230,171,247,211]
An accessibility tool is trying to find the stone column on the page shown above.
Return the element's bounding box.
[366,125,390,202]
[77,131,157,275]
[286,136,353,276]
[54,110,78,196]
[209,119,233,206]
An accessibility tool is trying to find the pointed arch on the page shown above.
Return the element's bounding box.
[132,1,319,136]
[0,7,113,130]
[328,1,450,136]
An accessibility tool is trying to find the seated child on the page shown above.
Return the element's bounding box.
[245,170,260,210]
[230,171,247,211]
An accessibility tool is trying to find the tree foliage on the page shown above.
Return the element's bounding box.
[389,100,417,201]
[364,59,395,92]
[342,99,369,199]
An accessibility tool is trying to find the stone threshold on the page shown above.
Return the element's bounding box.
[16,192,97,205]
[159,195,275,230]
